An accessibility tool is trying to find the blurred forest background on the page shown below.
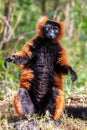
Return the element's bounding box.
[0,0,87,98]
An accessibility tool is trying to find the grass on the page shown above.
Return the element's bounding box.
[0,112,87,130]
[0,92,87,130]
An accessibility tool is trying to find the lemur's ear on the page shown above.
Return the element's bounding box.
[36,16,48,37]
[56,22,65,41]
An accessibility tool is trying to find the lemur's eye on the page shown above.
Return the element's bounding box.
[46,27,49,31]
[55,29,58,33]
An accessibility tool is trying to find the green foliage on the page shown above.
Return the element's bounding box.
[0,0,87,96]
[70,1,87,37]
[14,0,41,39]
[63,37,87,96]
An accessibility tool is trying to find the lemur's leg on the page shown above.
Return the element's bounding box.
[14,88,36,118]
[46,87,64,120]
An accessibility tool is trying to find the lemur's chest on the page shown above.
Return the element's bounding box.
[36,45,54,66]
[31,40,59,75]
[32,38,61,63]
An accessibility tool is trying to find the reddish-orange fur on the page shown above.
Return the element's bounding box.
[56,22,65,41]
[58,45,71,66]
[14,41,33,57]
[20,69,34,90]
[54,74,63,90]
[36,16,48,38]
[13,40,33,67]
[14,92,24,117]
[53,89,65,120]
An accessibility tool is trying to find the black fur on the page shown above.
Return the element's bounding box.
[65,106,87,120]
[17,37,62,116]
[42,21,60,39]
[4,55,29,68]
[26,37,61,115]
[19,88,36,115]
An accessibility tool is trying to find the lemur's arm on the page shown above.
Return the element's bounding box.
[56,45,78,82]
[4,40,33,68]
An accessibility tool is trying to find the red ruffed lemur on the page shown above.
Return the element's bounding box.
[4,17,77,120]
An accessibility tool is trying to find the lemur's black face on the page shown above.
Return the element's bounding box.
[42,21,60,40]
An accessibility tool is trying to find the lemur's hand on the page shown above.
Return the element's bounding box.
[4,55,15,69]
[68,67,78,82]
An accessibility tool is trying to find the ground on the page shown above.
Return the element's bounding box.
[0,93,87,130]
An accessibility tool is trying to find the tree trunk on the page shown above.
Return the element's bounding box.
[2,0,15,50]
[41,0,46,15]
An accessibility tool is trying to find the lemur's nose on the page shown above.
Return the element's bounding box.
[49,30,54,38]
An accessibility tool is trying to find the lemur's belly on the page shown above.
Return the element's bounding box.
[30,51,55,104]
